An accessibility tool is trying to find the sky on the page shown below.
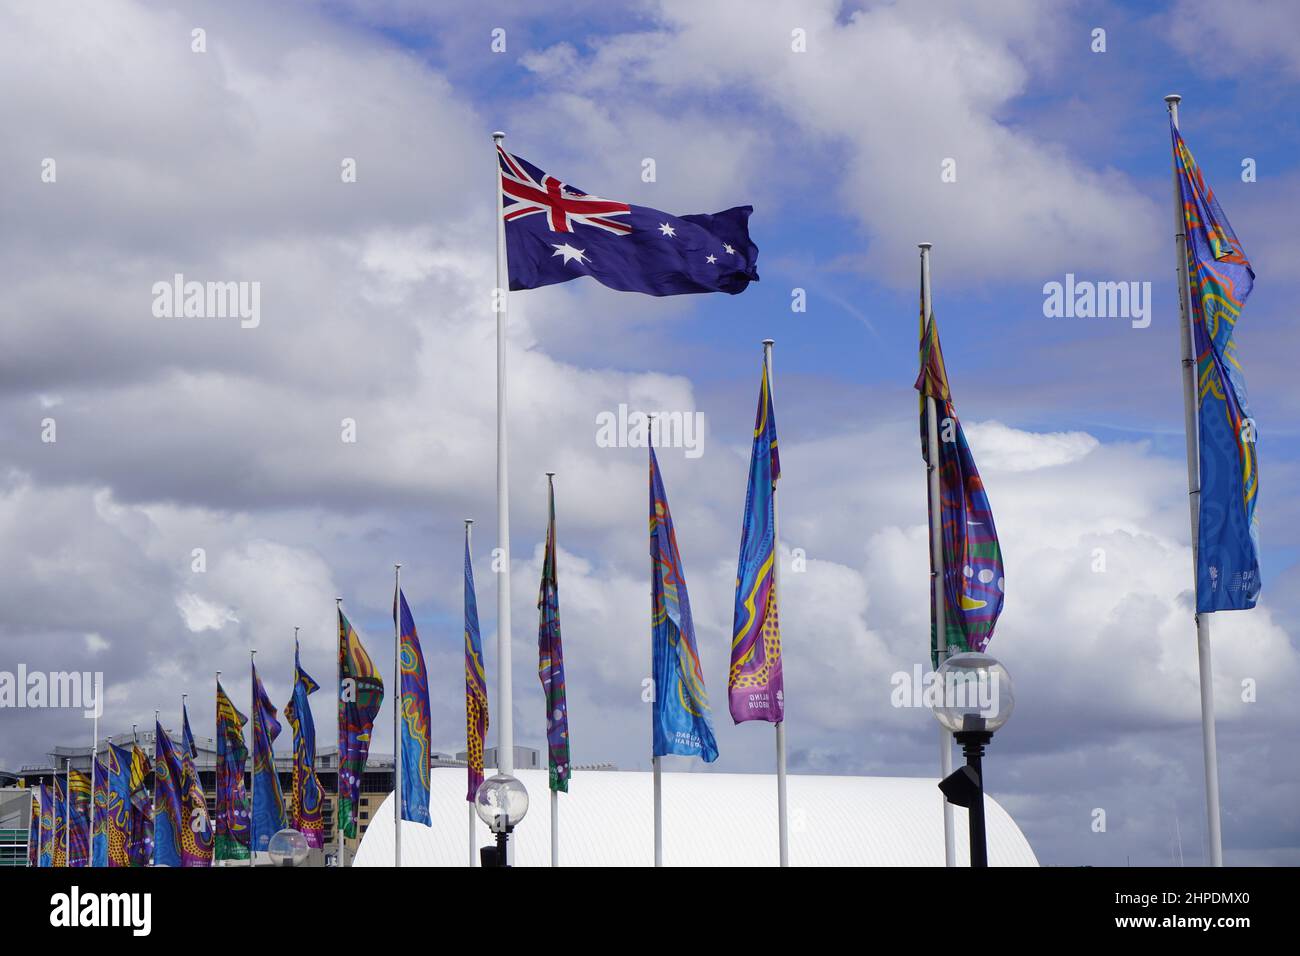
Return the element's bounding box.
[1,0,1298,866]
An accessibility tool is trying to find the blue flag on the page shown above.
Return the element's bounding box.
[649,446,719,762]
[394,587,431,826]
[152,721,184,867]
[1172,122,1261,611]
[464,531,489,803]
[730,356,784,723]
[250,662,287,852]
[499,145,758,297]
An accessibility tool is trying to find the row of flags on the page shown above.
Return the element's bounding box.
[30,662,327,867]
[24,114,1259,865]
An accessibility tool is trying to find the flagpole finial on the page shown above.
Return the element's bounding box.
[545,471,555,478]
[492,130,506,143]
[1164,93,1182,105]
[918,242,933,251]
[465,517,473,525]
[762,338,775,347]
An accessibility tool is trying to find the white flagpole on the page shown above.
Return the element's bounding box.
[762,339,790,868]
[465,518,479,869]
[34,780,41,867]
[89,701,98,867]
[1165,94,1224,867]
[545,472,560,869]
[920,242,957,867]
[335,597,347,869]
[492,132,516,785]
[249,650,257,859]
[214,670,220,866]
[152,709,160,866]
[649,418,663,867]
[393,563,403,868]
[64,756,71,865]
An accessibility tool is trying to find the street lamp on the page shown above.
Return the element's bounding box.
[474,773,529,867]
[930,651,1014,868]
[266,828,310,867]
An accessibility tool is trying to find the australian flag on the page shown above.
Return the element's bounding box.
[499,146,758,296]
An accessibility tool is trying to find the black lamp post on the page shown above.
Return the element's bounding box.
[474,772,529,868]
[931,653,1014,868]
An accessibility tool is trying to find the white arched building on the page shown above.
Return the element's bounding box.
[353,767,1038,867]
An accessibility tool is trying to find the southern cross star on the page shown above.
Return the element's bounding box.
[705,253,717,264]
[724,243,736,255]
[658,222,676,238]
[552,242,589,265]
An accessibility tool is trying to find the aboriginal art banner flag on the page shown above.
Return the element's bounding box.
[730,355,783,723]
[1171,121,1261,612]
[152,721,184,867]
[498,145,758,297]
[285,640,324,848]
[179,702,213,866]
[538,477,570,792]
[915,290,1005,667]
[465,528,490,802]
[337,607,383,840]
[395,586,431,825]
[39,782,54,866]
[91,753,110,867]
[27,790,39,866]
[101,743,133,867]
[67,768,91,867]
[126,744,153,867]
[251,662,287,853]
[215,680,251,860]
[52,776,67,867]
[649,446,719,762]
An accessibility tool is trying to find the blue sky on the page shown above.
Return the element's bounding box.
[1,0,1298,866]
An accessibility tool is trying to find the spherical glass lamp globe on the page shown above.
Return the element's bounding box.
[474,773,529,833]
[931,652,1015,735]
[266,828,310,867]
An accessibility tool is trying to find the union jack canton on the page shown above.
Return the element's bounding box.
[498,146,758,297]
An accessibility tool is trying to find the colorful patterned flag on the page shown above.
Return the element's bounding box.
[337,607,383,842]
[91,754,110,866]
[126,744,154,867]
[730,356,784,723]
[1171,122,1261,611]
[284,639,324,848]
[464,527,490,802]
[649,446,719,762]
[215,680,251,861]
[152,721,184,867]
[499,145,758,296]
[39,782,54,867]
[52,776,67,867]
[67,768,91,867]
[537,477,571,792]
[102,743,133,867]
[394,587,431,825]
[178,702,213,866]
[915,295,1005,667]
[251,662,287,853]
[28,790,39,867]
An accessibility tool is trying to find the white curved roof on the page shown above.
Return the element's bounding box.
[354,768,1038,867]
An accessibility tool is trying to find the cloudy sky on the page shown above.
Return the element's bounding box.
[2,0,1298,866]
